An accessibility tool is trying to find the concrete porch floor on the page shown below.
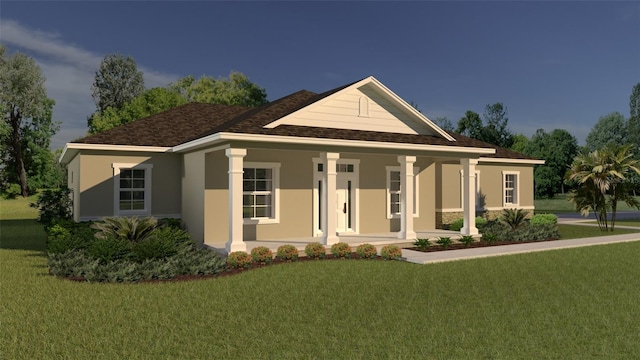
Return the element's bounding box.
[208,229,462,255]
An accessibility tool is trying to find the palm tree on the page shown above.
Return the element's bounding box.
[565,145,640,231]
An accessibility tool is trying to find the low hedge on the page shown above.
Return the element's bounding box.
[449,216,488,231]
[481,221,559,242]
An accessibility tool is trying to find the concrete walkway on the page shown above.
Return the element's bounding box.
[403,220,640,264]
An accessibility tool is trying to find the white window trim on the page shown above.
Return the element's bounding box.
[386,166,419,220]
[243,162,280,225]
[502,170,520,207]
[112,163,153,216]
[460,169,482,211]
[312,158,360,236]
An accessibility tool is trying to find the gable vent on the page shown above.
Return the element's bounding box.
[358,96,369,117]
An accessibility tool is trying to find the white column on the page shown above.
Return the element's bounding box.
[321,152,340,245]
[397,156,417,240]
[461,158,479,236]
[226,148,247,252]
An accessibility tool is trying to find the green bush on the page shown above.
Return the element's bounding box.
[482,232,498,243]
[46,224,91,254]
[330,242,352,258]
[132,234,178,262]
[380,245,402,260]
[250,246,273,264]
[158,218,184,229]
[226,251,253,269]
[414,238,431,251]
[436,236,453,249]
[356,243,378,259]
[304,242,326,259]
[459,235,475,247]
[481,220,559,242]
[91,216,158,243]
[449,216,487,231]
[530,213,558,225]
[501,208,529,230]
[3,183,22,199]
[87,237,132,263]
[30,188,73,226]
[48,246,227,283]
[276,245,299,261]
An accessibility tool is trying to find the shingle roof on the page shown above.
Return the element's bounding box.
[71,81,537,160]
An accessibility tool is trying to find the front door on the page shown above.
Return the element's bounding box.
[336,176,352,233]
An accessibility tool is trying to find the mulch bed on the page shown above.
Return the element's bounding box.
[408,238,558,253]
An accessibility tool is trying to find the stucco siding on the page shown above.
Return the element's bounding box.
[76,151,181,220]
[67,154,81,221]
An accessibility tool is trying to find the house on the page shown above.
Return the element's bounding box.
[60,76,543,253]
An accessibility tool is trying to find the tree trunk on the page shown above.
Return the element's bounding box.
[10,108,28,197]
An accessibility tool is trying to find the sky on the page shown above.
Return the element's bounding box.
[1,1,639,151]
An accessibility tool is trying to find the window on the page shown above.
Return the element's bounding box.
[112,163,152,216]
[386,166,419,219]
[503,171,519,206]
[243,162,280,223]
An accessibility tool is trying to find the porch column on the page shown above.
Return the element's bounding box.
[461,158,479,235]
[397,155,417,240]
[226,148,247,252]
[321,152,339,245]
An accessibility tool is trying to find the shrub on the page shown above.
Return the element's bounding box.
[158,218,184,229]
[30,188,73,226]
[331,242,352,258]
[92,216,158,243]
[380,245,402,260]
[131,232,179,262]
[226,251,253,269]
[356,243,378,259]
[459,235,475,248]
[3,183,22,199]
[482,233,498,243]
[414,238,431,251]
[449,216,487,231]
[276,245,299,261]
[530,213,558,225]
[501,208,529,230]
[46,224,92,254]
[250,246,273,264]
[171,248,227,275]
[436,236,453,249]
[304,242,326,259]
[87,237,132,263]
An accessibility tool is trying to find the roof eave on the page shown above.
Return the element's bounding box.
[59,143,172,164]
[172,132,496,156]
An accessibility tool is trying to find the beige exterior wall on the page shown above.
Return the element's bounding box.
[436,161,536,227]
[74,151,181,220]
[182,150,207,244]
[200,147,439,244]
[67,154,81,222]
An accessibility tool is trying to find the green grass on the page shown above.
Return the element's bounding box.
[3,196,640,358]
[534,194,640,214]
[585,219,640,227]
[558,224,640,239]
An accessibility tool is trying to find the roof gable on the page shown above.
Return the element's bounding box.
[263,76,455,141]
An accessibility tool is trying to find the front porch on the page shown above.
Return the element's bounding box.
[208,229,461,255]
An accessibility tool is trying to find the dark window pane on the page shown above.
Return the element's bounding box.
[243,180,255,191]
[120,179,132,189]
[255,206,270,217]
[243,195,253,206]
[132,191,145,200]
[120,191,132,201]
[132,201,145,210]
[390,171,400,181]
[242,207,253,218]
[132,180,145,189]
[255,180,271,191]
[347,164,354,172]
[243,168,255,179]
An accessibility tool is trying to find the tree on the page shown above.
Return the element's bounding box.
[585,112,628,152]
[169,71,268,107]
[481,102,513,148]
[525,129,578,198]
[565,144,640,231]
[510,133,529,154]
[89,87,186,134]
[433,116,454,132]
[456,111,483,139]
[91,54,144,112]
[628,82,640,156]
[0,46,59,197]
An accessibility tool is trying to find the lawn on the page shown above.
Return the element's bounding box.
[3,197,640,358]
[558,224,640,239]
[534,194,640,214]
